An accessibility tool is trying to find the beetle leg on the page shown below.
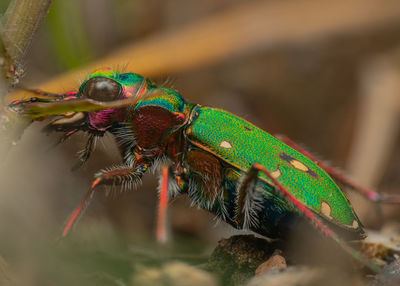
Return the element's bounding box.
[249,162,381,273]
[71,134,96,171]
[47,129,79,150]
[276,134,400,204]
[234,167,263,229]
[9,96,57,106]
[185,149,225,216]
[62,165,145,237]
[19,87,77,98]
[156,165,170,243]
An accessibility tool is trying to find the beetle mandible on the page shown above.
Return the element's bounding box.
[8,68,400,272]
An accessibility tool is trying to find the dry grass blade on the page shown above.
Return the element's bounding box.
[5,0,400,104]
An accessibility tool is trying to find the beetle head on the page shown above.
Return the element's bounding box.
[81,75,123,131]
[46,68,142,134]
[10,68,148,138]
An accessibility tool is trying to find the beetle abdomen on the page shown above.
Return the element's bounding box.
[185,106,364,236]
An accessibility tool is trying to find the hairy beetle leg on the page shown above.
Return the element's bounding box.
[156,165,170,243]
[275,135,400,204]
[234,166,263,228]
[251,163,381,273]
[62,165,143,237]
[72,134,96,171]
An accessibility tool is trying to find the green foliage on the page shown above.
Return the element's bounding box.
[45,0,93,70]
[0,1,11,14]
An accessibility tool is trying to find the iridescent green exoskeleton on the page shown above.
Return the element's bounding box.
[8,68,400,272]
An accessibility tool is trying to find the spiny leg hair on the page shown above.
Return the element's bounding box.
[234,167,265,229]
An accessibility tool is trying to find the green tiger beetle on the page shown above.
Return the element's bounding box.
[7,68,400,273]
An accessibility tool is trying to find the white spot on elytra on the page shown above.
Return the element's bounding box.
[320,201,332,218]
[352,220,359,229]
[289,160,309,172]
[219,140,232,149]
[271,169,281,179]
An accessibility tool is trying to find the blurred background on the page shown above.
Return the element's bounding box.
[1,0,400,285]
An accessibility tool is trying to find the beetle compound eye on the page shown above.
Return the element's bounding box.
[83,77,122,102]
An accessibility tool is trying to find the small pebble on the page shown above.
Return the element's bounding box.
[255,251,287,276]
[132,261,217,286]
[247,266,324,286]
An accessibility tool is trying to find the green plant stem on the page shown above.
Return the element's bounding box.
[0,0,53,151]
[0,0,53,85]
[0,25,7,90]
[1,0,53,66]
